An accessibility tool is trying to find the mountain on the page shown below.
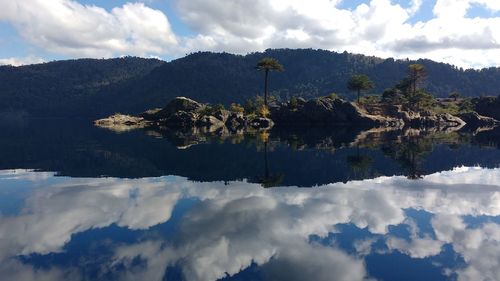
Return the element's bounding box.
[0,57,164,117]
[1,49,500,118]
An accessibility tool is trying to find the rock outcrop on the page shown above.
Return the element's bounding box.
[474,96,500,120]
[94,114,151,133]
[96,97,270,133]
[458,111,499,128]
[405,112,466,129]
[362,104,466,129]
[271,96,401,127]
[95,96,499,134]
[154,97,203,119]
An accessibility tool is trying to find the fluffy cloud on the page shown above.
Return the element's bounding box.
[0,0,178,58]
[174,0,500,68]
[181,0,499,68]
[432,214,500,281]
[1,0,500,67]
[175,0,413,55]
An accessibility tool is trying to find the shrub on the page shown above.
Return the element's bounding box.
[254,96,265,107]
[382,88,405,105]
[458,99,474,113]
[328,92,339,100]
[257,105,270,117]
[213,103,225,111]
[229,103,244,113]
[359,95,381,105]
[198,103,225,116]
[243,99,256,114]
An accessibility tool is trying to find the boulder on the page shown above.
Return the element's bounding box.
[436,113,466,128]
[94,114,150,132]
[226,112,247,129]
[196,115,225,128]
[164,111,199,127]
[213,109,231,123]
[250,117,274,129]
[155,97,203,119]
[94,114,145,126]
[458,111,499,127]
[272,96,396,126]
[406,113,465,128]
[139,108,162,121]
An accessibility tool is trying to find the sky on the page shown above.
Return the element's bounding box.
[0,0,500,68]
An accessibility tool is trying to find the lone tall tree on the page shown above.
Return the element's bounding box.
[347,74,374,103]
[256,58,284,106]
[407,64,426,99]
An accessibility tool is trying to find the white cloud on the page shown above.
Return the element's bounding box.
[173,0,500,68]
[0,56,45,66]
[0,0,178,58]
[1,0,500,67]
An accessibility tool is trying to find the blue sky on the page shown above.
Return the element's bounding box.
[1,0,500,68]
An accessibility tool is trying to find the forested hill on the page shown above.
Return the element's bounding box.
[1,49,500,118]
[0,57,164,117]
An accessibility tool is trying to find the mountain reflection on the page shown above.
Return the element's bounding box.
[0,168,498,281]
[1,120,500,186]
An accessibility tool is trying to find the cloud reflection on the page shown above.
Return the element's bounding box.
[0,167,498,281]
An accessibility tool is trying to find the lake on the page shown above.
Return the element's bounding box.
[0,119,499,281]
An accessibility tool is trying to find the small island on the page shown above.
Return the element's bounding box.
[95,61,500,135]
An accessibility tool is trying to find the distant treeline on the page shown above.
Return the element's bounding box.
[1,49,499,118]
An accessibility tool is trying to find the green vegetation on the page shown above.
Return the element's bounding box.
[198,103,225,116]
[449,92,461,101]
[432,102,460,115]
[289,96,299,109]
[229,103,244,113]
[407,64,426,100]
[347,74,374,103]
[255,57,284,106]
[359,95,381,105]
[1,49,500,118]
[327,92,340,100]
[242,95,278,117]
[459,98,474,113]
[377,64,437,111]
[354,64,485,115]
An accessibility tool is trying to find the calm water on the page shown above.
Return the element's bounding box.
[0,119,499,281]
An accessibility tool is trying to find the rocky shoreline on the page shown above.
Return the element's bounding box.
[94,96,499,133]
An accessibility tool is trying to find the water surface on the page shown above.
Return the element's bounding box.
[0,119,499,281]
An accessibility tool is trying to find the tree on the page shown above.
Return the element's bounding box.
[449,92,461,101]
[407,64,426,100]
[347,74,374,103]
[255,58,284,106]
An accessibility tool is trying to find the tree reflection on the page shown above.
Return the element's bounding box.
[346,144,373,180]
[381,134,432,180]
[257,132,284,188]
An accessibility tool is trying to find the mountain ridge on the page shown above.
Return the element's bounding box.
[1,49,499,118]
